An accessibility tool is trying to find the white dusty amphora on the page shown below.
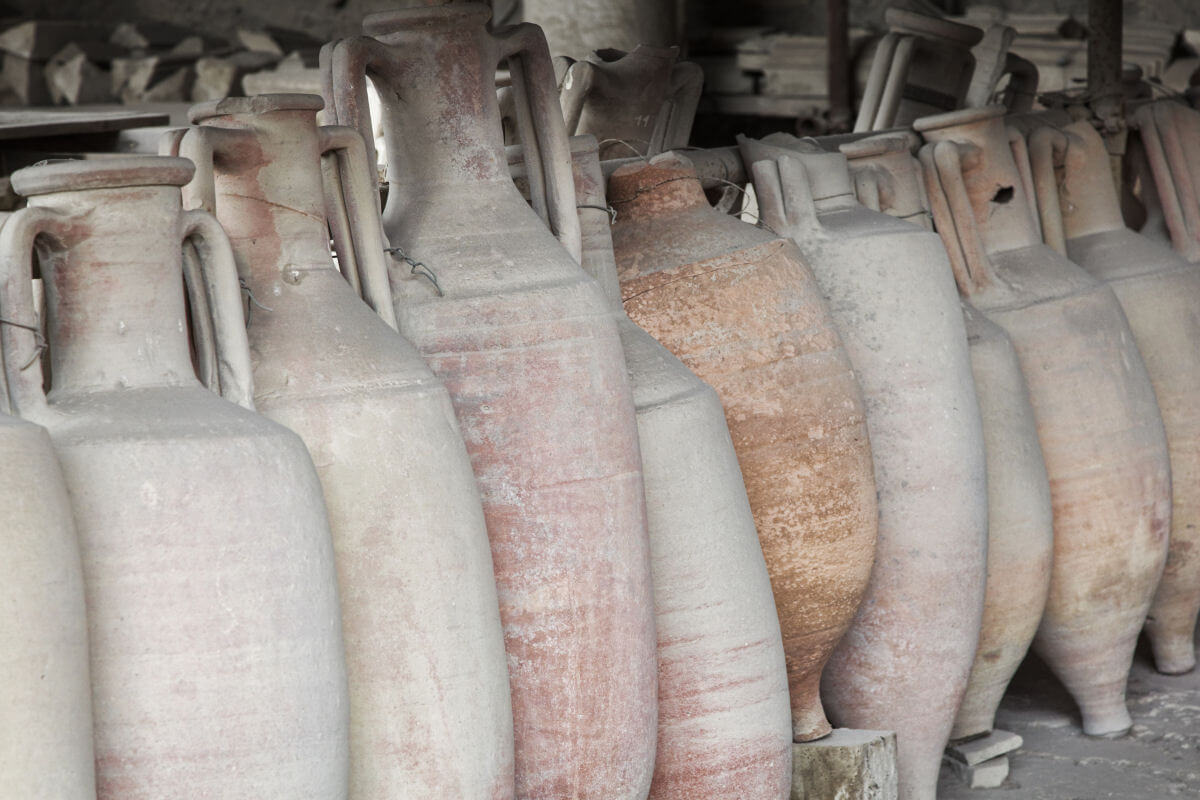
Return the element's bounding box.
[917,105,1172,738]
[0,156,350,798]
[564,135,792,800]
[0,391,95,798]
[843,132,1053,741]
[323,7,658,799]
[739,133,988,800]
[165,94,514,798]
[1025,117,1200,676]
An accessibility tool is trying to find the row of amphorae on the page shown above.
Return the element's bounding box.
[4,5,1200,800]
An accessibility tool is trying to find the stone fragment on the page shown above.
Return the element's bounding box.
[792,729,899,800]
[45,44,112,105]
[943,753,1009,789]
[0,21,109,60]
[235,28,284,57]
[945,729,1023,766]
[2,53,49,105]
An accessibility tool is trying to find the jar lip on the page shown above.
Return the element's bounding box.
[11,156,195,197]
[363,3,490,35]
[189,93,324,124]
[884,7,984,46]
[839,131,919,160]
[913,104,1006,133]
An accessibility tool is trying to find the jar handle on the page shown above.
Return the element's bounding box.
[919,139,994,295]
[852,164,886,212]
[650,60,703,154]
[1142,102,1200,261]
[321,36,393,195]
[180,209,257,411]
[872,34,916,130]
[161,126,231,393]
[747,154,824,241]
[317,124,400,331]
[855,32,900,132]
[1027,125,1070,255]
[491,22,582,262]
[559,60,595,138]
[0,206,66,419]
[1007,125,1042,238]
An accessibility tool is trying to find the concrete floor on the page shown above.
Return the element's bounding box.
[938,639,1200,799]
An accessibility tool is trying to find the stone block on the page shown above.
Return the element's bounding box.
[792,728,898,800]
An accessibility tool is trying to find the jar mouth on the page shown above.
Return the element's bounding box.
[363,3,491,35]
[913,104,1006,133]
[189,93,324,124]
[11,156,194,197]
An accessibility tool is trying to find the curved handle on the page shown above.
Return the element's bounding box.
[649,61,703,154]
[749,154,823,241]
[0,206,67,419]
[918,141,974,296]
[855,32,900,132]
[872,34,916,130]
[318,124,400,331]
[1006,124,1042,239]
[1152,103,1200,260]
[1001,53,1038,113]
[1132,104,1197,261]
[324,36,393,194]
[181,209,256,411]
[852,165,885,212]
[559,59,594,137]
[928,139,995,295]
[492,22,582,261]
[1027,125,1070,255]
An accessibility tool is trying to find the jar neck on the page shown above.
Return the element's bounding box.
[34,185,197,395]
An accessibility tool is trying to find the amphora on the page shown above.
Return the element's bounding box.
[917,105,1171,738]
[843,131,1053,741]
[1025,117,1200,675]
[0,156,349,798]
[164,94,515,798]
[607,152,878,747]
[739,133,988,800]
[323,7,657,799]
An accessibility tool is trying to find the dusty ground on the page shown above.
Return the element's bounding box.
[938,639,1200,799]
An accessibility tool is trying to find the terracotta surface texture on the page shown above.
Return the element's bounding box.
[325,8,658,799]
[608,153,878,748]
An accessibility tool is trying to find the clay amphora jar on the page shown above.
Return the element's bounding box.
[854,8,983,132]
[0,394,95,797]
[1130,101,1200,262]
[559,45,703,160]
[563,135,792,800]
[843,132,1054,741]
[521,0,677,60]
[916,105,1172,738]
[323,8,658,800]
[607,152,878,747]
[0,156,350,799]
[1025,118,1200,676]
[165,94,515,799]
[739,134,988,800]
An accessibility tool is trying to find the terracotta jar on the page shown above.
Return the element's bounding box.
[855,8,983,132]
[607,152,878,747]
[165,94,515,799]
[559,45,703,160]
[0,400,94,798]
[843,132,1054,741]
[1129,101,1200,262]
[322,8,658,800]
[917,105,1171,738]
[520,0,677,60]
[559,135,792,800]
[0,157,349,798]
[739,134,987,800]
[1026,117,1200,676]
